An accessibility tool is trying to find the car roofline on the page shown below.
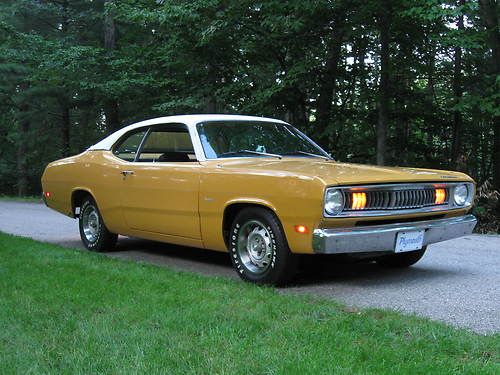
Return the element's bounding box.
[88,114,288,151]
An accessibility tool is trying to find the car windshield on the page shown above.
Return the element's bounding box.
[196,121,330,159]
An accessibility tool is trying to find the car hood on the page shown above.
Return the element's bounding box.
[208,158,472,185]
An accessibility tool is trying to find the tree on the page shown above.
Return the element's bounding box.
[103,0,120,132]
[376,0,391,165]
[0,0,498,222]
[315,5,347,150]
[451,0,465,169]
[478,0,500,194]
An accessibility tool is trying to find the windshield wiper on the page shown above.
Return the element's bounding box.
[240,149,282,159]
[219,150,282,159]
[284,150,333,160]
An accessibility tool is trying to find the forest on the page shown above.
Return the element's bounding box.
[0,0,498,226]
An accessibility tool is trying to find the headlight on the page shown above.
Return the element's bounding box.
[453,184,468,206]
[324,189,344,216]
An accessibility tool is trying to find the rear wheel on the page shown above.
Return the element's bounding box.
[79,197,117,252]
[229,207,297,286]
[376,246,427,268]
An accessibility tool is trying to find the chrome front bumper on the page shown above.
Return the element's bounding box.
[312,215,477,254]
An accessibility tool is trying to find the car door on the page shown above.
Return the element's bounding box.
[113,123,201,239]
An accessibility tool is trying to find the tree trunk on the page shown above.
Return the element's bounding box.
[451,0,465,169]
[61,0,69,35]
[396,91,409,165]
[494,119,500,193]
[104,0,120,132]
[104,0,116,50]
[104,100,120,132]
[79,108,91,152]
[60,0,71,156]
[478,0,500,196]
[285,88,307,130]
[17,82,30,197]
[315,13,346,150]
[377,4,390,166]
[395,33,412,165]
[61,102,70,157]
[16,118,29,197]
[205,95,217,113]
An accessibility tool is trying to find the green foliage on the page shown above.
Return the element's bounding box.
[0,0,498,195]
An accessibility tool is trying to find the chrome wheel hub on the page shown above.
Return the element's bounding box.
[237,220,273,273]
[82,205,100,243]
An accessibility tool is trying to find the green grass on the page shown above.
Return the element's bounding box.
[0,233,498,374]
[0,195,42,203]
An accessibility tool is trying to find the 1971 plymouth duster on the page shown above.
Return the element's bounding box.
[41,114,477,285]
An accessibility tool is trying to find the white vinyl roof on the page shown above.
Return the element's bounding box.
[88,114,287,151]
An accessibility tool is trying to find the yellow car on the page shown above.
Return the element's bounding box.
[41,114,477,285]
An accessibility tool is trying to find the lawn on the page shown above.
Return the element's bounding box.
[0,233,498,374]
[0,195,42,203]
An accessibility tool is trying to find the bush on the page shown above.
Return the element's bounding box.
[473,180,500,234]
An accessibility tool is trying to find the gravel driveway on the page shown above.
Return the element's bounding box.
[0,200,498,334]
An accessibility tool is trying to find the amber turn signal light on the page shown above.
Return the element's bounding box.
[351,192,367,210]
[294,225,308,234]
[434,188,446,205]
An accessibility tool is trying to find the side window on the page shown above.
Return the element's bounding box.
[137,124,196,162]
[113,129,148,161]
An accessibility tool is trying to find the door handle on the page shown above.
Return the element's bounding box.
[121,170,135,178]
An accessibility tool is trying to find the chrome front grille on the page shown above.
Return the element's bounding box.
[344,187,448,211]
[324,182,474,218]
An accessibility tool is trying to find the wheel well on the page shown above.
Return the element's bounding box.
[71,190,92,217]
[222,203,276,247]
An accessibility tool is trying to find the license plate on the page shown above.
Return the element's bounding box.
[395,230,425,253]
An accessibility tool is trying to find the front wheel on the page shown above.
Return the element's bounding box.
[376,246,427,268]
[229,207,298,286]
[79,196,117,252]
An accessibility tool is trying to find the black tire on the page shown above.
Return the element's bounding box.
[228,207,298,286]
[78,196,117,252]
[376,246,427,268]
